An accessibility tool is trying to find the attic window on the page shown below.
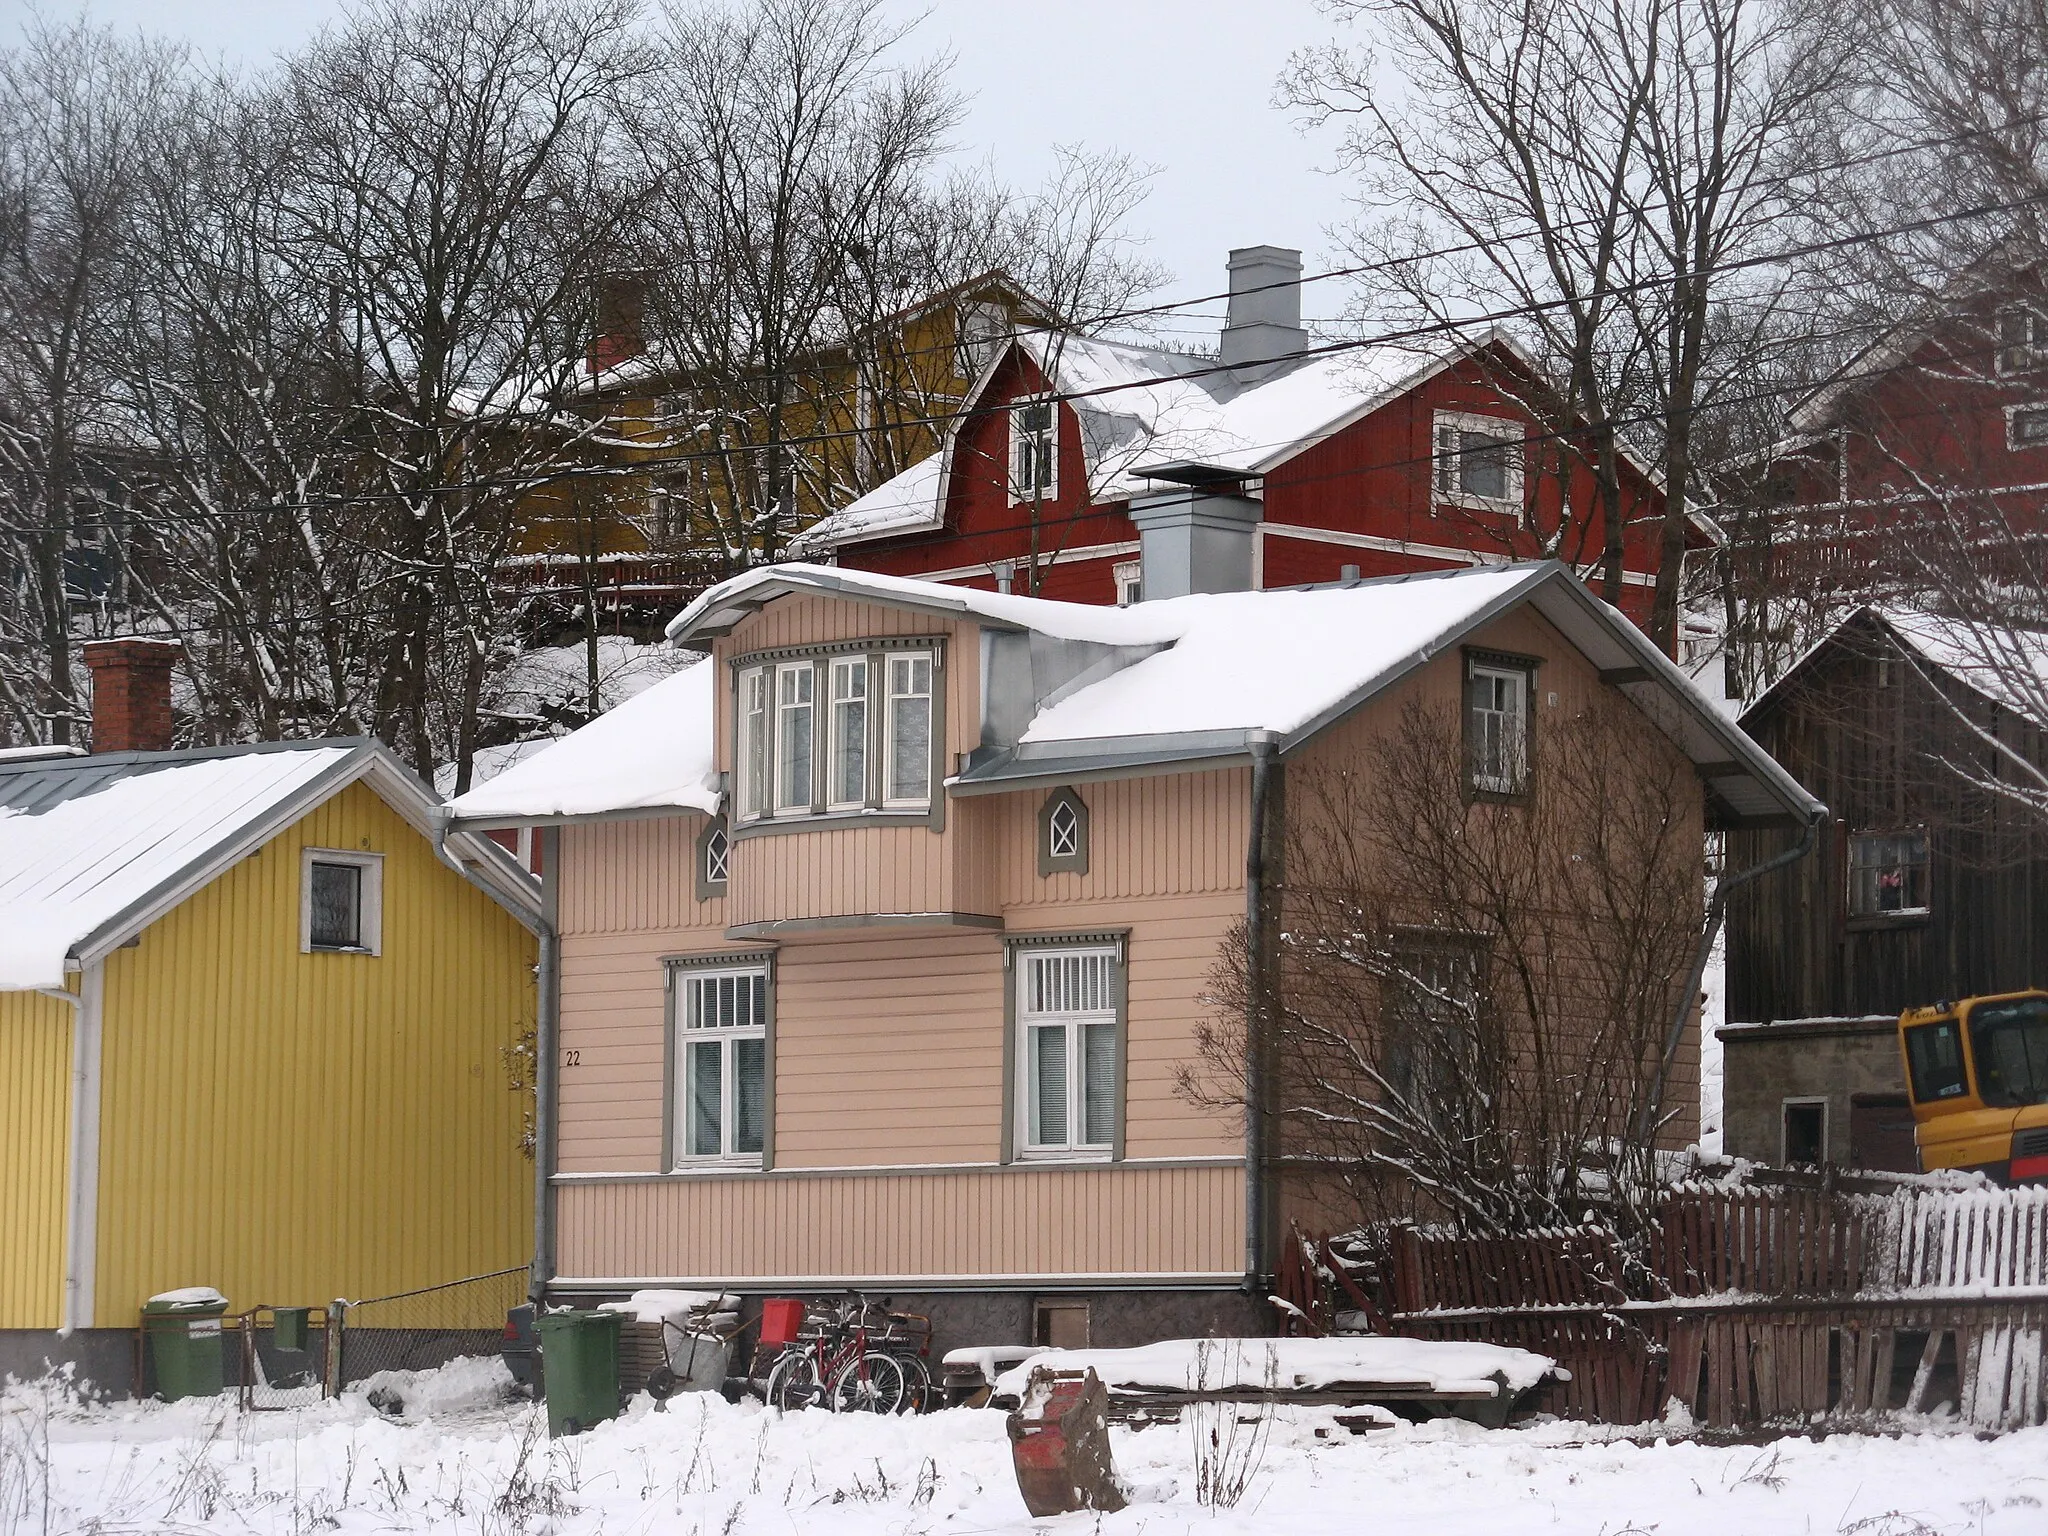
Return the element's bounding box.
[697,818,730,899]
[1998,307,2048,375]
[1434,411,1525,511]
[1038,787,1090,877]
[1464,653,1534,797]
[1848,829,1928,918]
[302,849,382,955]
[1010,396,1059,504]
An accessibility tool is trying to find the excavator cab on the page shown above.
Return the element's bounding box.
[1900,990,2048,1181]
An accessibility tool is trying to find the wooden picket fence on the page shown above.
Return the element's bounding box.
[1359,1181,2048,1432]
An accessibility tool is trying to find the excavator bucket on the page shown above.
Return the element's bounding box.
[1005,1367,1127,1516]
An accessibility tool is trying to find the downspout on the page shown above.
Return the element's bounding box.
[1243,731,1278,1296]
[1641,806,1824,1146]
[432,815,557,1305]
[42,965,101,1336]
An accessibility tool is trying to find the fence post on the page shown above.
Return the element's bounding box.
[326,1299,346,1397]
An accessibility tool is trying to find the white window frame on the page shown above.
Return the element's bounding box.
[883,650,936,810]
[702,823,730,887]
[1997,306,2048,375]
[1014,944,1119,1160]
[1113,560,1141,607]
[827,655,870,812]
[1781,1095,1829,1166]
[773,662,816,813]
[2006,402,2048,450]
[300,848,383,956]
[1433,409,1526,514]
[1467,661,1530,795]
[737,665,772,822]
[671,962,770,1169]
[1009,395,1059,505]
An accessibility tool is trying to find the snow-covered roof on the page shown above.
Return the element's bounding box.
[1746,606,2048,731]
[794,328,1477,553]
[443,661,721,825]
[0,739,537,992]
[506,559,1815,831]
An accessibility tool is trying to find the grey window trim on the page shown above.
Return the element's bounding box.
[694,816,730,901]
[1003,931,1128,1164]
[664,950,777,1172]
[1462,647,1540,804]
[1037,786,1091,877]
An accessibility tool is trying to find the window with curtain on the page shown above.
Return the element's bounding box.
[733,645,936,823]
[674,964,768,1165]
[829,657,868,809]
[1466,660,1530,795]
[886,653,934,806]
[1017,946,1118,1156]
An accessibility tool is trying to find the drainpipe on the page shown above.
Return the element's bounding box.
[1641,806,1824,1147]
[1243,731,1278,1297]
[42,966,101,1336]
[432,815,557,1305]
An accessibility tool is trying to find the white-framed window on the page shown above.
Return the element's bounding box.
[1037,786,1090,877]
[774,663,815,812]
[1113,560,1141,607]
[2008,403,2048,449]
[828,656,868,810]
[673,963,769,1166]
[1049,801,1080,858]
[738,666,771,819]
[1998,306,2048,374]
[735,646,937,822]
[699,821,730,892]
[1433,410,1526,511]
[1010,395,1059,504]
[885,651,934,807]
[1465,659,1531,795]
[1016,945,1118,1157]
[301,848,383,955]
[1782,1096,1828,1166]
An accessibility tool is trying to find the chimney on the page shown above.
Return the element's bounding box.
[586,270,648,376]
[1220,245,1305,377]
[1128,487,1263,599]
[84,637,182,754]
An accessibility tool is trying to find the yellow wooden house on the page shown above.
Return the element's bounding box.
[0,654,540,1386]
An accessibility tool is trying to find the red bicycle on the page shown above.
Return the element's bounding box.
[760,1293,930,1413]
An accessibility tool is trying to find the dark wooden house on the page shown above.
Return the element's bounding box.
[1723,607,2048,1167]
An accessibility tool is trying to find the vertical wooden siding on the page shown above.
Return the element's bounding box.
[556,1162,1244,1282]
[0,988,71,1327]
[556,814,736,1173]
[92,781,536,1325]
[728,823,966,926]
[774,931,1006,1166]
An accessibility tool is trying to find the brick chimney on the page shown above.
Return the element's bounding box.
[586,270,648,376]
[84,637,182,754]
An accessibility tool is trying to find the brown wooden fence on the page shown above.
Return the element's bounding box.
[1347,1181,2048,1432]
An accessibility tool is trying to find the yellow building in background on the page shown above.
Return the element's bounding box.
[0,650,540,1389]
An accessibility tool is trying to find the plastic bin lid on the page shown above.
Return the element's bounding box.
[142,1287,229,1313]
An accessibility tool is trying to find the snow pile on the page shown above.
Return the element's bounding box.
[992,1337,1557,1400]
[146,1287,228,1308]
[445,659,719,821]
[0,745,356,991]
[4,1357,2046,1536]
[597,1288,737,1325]
[347,1354,519,1420]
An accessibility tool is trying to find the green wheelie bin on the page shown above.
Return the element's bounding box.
[536,1309,623,1437]
[142,1291,230,1401]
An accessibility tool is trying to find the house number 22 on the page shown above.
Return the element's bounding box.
[563,1049,581,1067]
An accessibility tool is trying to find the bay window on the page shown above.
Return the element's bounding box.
[732,641,940,825]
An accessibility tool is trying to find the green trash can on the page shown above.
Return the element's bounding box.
[141,1291,230,1401]
[536,1309,623,1438]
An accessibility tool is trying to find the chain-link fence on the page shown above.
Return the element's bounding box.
[331,1265,530,1393]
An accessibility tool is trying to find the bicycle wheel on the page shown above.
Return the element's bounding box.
[895,1352,934,1415]
[766,1349,825,1411]
[828,1351,909,1415]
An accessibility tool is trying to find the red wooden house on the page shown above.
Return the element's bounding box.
[795,246,1678,629]
[1749,266,2048,603]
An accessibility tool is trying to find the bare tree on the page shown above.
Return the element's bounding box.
[0,18,183,745]
[1286,0,1851,650]
[1186,695,1705,1236]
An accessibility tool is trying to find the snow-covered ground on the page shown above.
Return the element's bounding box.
[4,1360,2044,1535]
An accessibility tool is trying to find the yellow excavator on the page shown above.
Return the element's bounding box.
[1900,989,2048,1181]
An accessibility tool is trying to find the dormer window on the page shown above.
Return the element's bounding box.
[1010,396,1059,504]
[735,641,940,826]
[1434,411,1525,512]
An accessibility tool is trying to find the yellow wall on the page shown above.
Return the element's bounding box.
[0,987,72,1328]
[92,780,536,1327]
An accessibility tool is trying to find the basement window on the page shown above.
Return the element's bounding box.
[302,849,382,955]
[1782,1098,1827,1166]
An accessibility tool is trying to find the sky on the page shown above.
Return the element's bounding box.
[16,0,1361,328]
